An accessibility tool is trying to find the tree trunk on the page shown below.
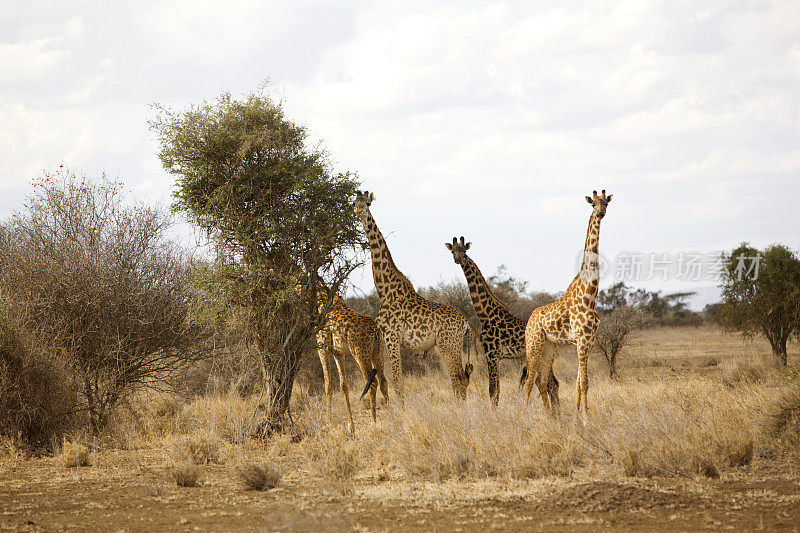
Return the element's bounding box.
[257,347,302,437]
[767,334,789,367]
[607,350,618,378]
[84,379,102,437]
[777,337,788,367]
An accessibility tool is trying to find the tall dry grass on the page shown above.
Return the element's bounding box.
[284,373,776,481]
[107,326,796,485]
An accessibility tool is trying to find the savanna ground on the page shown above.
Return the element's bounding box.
[1,326,799,532]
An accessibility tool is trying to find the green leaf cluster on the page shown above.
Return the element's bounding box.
[718,243,800,365]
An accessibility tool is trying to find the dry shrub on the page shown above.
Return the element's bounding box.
[180,393,257,445]
[179,346,264,397]
[58,439,91,467]
[236,461,281,491]
[379,387,577,481]
[0,308,78,451]
[140,395,187,438]
[721,355,775,387]
[595,380,757,477]
[108,393,187,444]
[307,433,360,481]
[0,434,30,460]
[172,462,201,487]
[0,171,211,435]
[167,432,223,465]
[768,388,800,457]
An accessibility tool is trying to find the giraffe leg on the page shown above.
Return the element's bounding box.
[538,341,557,416]
[317,346,333,420]
[378,372,390,405]
[332,353,355,435]
[576,338,591,424]
[370,375,378,421]
[480,334,499,404]
[486,351,500,405]
[523,329,546,410]
[383,332,404,402]
[438,341,468,400]
[546,364,560,413]
[374,336,390,405]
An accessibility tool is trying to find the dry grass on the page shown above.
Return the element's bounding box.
[290,373,765,482]
[166,432,223,465]
[2,326,797,532]
[111,327,796,486]
[177,392,259,445]
[768,388,800,458]
[235,461,282,490]
[171,462,201,487]
[57,439,91,468]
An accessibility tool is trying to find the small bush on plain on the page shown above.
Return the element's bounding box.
[236,461,281,491]
[58,439,91,468]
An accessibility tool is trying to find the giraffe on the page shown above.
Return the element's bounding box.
[446,236,559,406]
[523,189,612,423]
[315,290,389,434]
[353,191,475,400]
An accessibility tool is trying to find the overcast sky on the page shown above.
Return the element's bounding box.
[2,1,799,308]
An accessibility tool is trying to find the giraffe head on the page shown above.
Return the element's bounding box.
[585,189,613,219]
[295,281,338,313]
[445,236,472,266]
[353,190,375,220]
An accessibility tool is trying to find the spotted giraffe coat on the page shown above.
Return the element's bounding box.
[523,190,612,421]
[316,292,389,431]
[354,190,475,400]
[446,236,558,405]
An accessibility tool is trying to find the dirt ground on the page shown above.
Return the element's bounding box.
[1,448,799,532]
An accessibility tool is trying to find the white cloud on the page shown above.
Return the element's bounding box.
[0,0,798,304]
[0,38,67,79]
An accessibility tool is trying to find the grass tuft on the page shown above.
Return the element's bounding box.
[768,388,800,457]
[236,461,281,491]
[167,433,222,465]
[57,439,91,468]
[172,462,201,487]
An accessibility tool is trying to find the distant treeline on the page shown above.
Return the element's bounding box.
[347,269,713,332]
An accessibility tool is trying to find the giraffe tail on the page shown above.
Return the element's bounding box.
[360,368,378,400]
[462,324,479,357]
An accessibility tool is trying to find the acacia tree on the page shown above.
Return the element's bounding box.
[150,90,362,432]
[595,306,650,378]
[0,170,206,434]
[718,243,800,366]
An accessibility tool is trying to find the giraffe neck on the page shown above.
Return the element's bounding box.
[327,293,358,319]
[569,211,602,298]
[360,210,414,300]
[459,255,504,321]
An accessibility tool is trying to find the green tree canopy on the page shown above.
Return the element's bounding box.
[150,89,362,430]
[717,243,800,366]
